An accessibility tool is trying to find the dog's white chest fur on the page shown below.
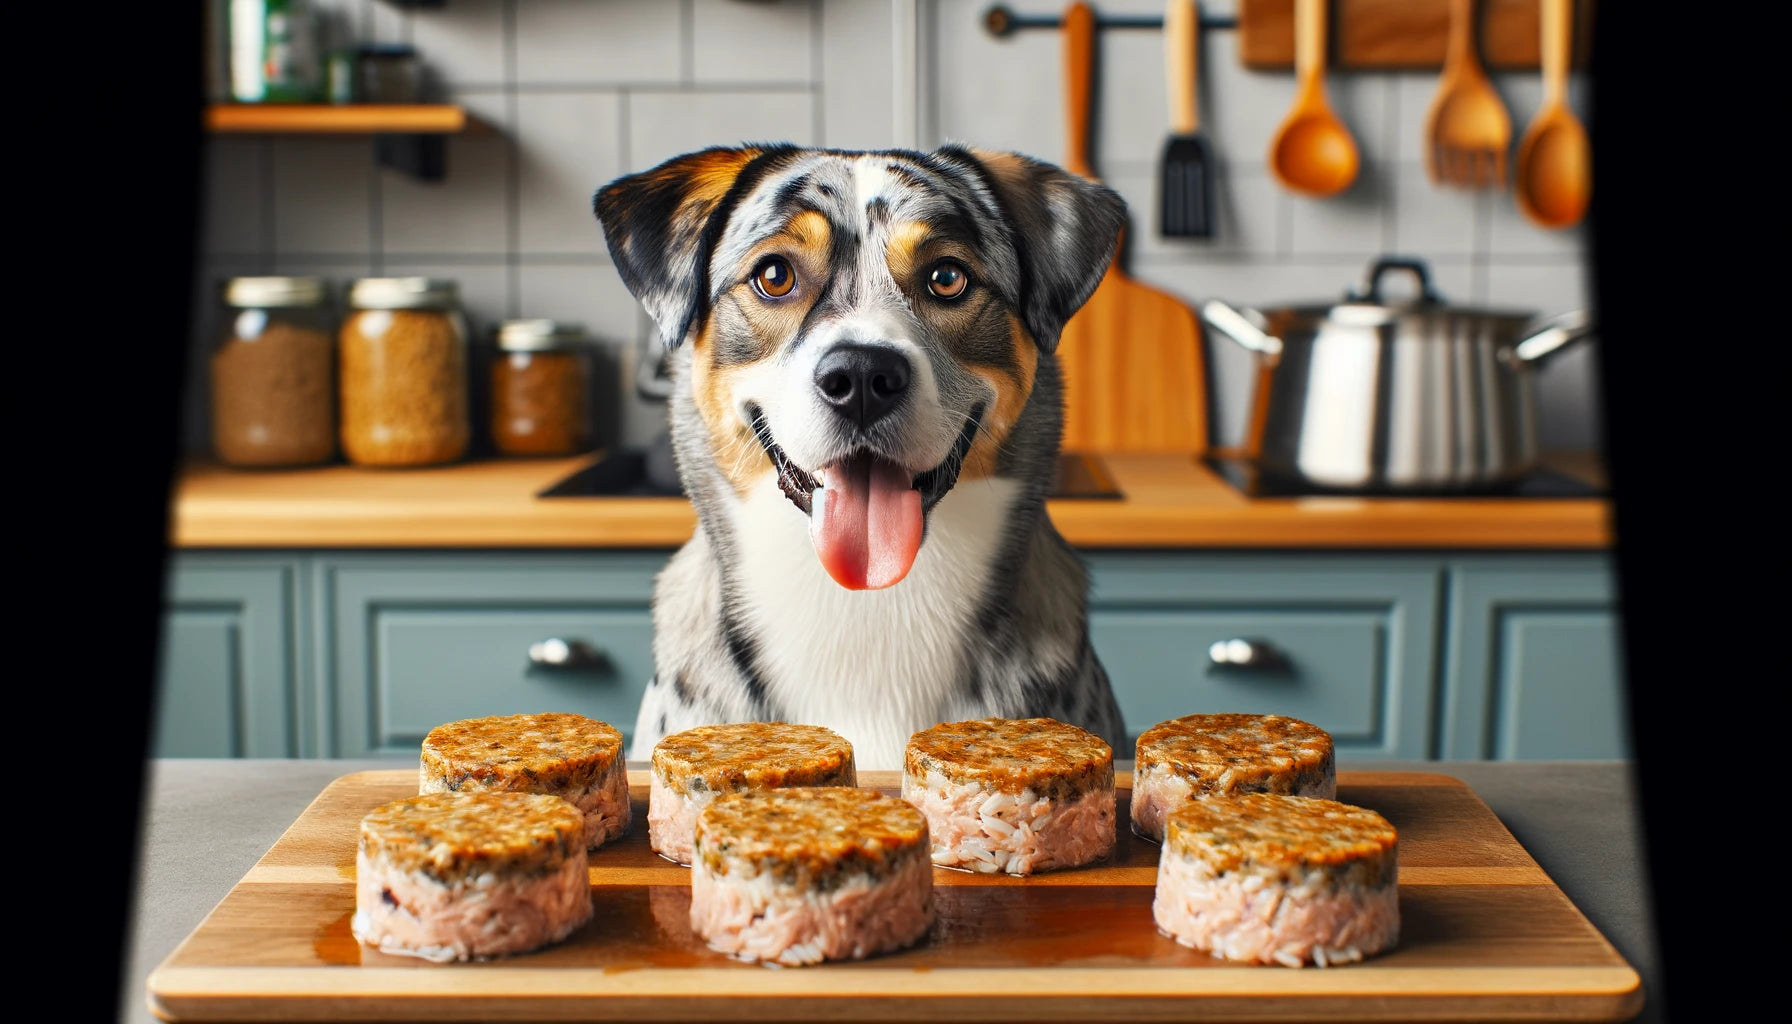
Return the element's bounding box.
[727,474,1020,770]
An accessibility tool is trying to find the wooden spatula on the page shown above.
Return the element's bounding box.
[1055,2,1209,454]
[1158,0,1214,238]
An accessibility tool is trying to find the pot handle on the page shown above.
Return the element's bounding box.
[1348,256,1443,304]
[1512,309,1596,364]
[1200,300,1283,357]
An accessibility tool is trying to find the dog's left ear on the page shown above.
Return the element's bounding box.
[939,146,1128,352]
[594,145,792,348]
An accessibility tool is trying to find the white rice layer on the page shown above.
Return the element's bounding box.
[647,770,713,866]
[901,769,1115,875]
[351,849,592,963]
[690,852,934,966]
[1152,848,1398,967]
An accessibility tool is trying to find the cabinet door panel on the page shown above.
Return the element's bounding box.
[154,559,301,757]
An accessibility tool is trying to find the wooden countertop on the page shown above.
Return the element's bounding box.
[168,451,1610,549]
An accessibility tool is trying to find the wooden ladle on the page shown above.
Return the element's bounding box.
[1513,0,1590,227]
[1268,0,1359,197]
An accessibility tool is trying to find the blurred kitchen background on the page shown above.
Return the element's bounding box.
[167,0,1620,764]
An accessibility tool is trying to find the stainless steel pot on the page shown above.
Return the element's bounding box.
[1200,257,1595,492]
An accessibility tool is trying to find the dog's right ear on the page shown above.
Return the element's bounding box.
[594,145,786,349]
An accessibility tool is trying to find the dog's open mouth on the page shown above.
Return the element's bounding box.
[749,405,983,591]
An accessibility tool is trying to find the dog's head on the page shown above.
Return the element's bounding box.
[595,145,1124,591]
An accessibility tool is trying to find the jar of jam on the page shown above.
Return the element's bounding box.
[490,320,594,457]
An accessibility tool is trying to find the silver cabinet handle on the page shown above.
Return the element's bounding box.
[1207,638,1290,671]
[528,638,612,672]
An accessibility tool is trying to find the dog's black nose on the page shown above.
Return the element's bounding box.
[815,344,911,429]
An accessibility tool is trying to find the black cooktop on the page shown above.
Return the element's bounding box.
[1201,454,1607,499]
[541,450,1125,501]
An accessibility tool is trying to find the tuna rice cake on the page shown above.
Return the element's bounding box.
[352,791,592,963]
[1153,793,1398,967]
[648,722,856,865]
[1131,713,1336,842]
[421,712,630,851]
[902,717,1115,875]
[691,787,933,966]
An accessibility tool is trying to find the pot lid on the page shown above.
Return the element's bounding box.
[1275,257,1537,326]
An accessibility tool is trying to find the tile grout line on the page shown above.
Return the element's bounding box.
[680,0,695,86]
[810,0,825,146]
[504,0,521,320]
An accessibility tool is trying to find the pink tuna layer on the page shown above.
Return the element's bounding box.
[647,772,711,865]
[690,853,934,966]
[901,774,1114,875]
[351,850,592,962]
[1129,766,1336,843]
[1152,851,1399,967]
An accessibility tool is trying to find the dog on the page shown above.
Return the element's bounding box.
[594,144,1128,770]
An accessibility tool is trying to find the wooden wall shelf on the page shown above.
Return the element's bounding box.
[1237,0,1594,70]
[203,104,493,181]
[203,103,489,135]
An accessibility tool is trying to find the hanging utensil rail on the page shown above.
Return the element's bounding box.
[983,3,1238,35]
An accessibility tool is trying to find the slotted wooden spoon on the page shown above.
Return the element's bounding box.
[1424,0,1511,189]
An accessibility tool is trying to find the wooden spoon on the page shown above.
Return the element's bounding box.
[1268,0,1359,197]
[1513,0,1590,227]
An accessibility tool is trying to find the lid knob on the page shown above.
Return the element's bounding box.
[1346,257,1442,306]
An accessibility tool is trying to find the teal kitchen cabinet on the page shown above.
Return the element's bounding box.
[317,553,671,757]
[1439,555,1629,760]
[153,556,308,757]
[152,550,1625,759]
[1084,554,1441,757]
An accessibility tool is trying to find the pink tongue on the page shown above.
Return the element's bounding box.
[809,455,923,590]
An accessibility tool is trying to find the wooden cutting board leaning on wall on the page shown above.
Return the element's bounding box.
[1054,2,1210,454]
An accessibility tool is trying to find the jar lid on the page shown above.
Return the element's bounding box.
[223,276,326,308]
[356,43,418,59]
[496,319,588,351]
[348,277,459,310]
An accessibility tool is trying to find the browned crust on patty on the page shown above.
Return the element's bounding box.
[359,791,584,884]
[1164,793,1397,887]
[1135,713,1335,797]
[695,787,928,886]
[421,712,623,794]
[904,717,1114,799]
[651,722,856,796]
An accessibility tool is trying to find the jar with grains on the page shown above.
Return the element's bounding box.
[339,278,470,467]
[491,320,595,457]
[210,277,336,467]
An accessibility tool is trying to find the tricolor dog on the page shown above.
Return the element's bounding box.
[595,144,1127,770]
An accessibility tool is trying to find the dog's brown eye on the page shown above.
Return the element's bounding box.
[752,257,796,299]
[928,260,969,299]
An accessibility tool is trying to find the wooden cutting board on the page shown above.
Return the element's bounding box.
[1055,2,1210,455]
[146,769,1642,1022]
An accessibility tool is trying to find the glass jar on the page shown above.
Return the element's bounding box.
[210,277,336,467]
[356,43,422,103]
[339,278,469,467]
[491,320,595,457]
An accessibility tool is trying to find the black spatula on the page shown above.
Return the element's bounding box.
[1159,0,1214,238]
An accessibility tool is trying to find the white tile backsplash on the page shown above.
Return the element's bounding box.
[379,94,512,256]
[626,90,817,173]
[410,0,507,91]
[516,92,625,254]
[692,0,815,85]
[515,0,684,86]
[192,0,1604,455]
[202,139,267,255]
[271,139,374,256]
[820,0,896,149]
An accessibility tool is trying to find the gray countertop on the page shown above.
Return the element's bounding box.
[120,759,1662,1023]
